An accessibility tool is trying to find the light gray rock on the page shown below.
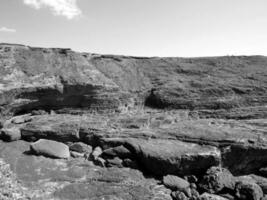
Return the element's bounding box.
[1,127,21,141]
[199,193,228,200]
[69,142,92,154]
[199,166,235,194]
[30,139,70,159]
[92,146,103,160]
[163,175,190,191]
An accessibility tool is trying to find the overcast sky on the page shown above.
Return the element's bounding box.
[0,0,267,57]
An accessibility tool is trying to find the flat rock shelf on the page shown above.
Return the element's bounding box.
[0,43,267,200]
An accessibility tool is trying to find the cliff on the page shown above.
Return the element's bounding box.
[0,43,267,200]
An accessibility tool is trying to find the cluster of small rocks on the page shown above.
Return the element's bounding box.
[25,138,267,200]
[29,139,138,169]
[161,166,267,200]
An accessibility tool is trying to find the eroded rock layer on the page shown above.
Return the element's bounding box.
[0,43,266,200]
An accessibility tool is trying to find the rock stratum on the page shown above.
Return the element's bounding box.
[0,43,266,200]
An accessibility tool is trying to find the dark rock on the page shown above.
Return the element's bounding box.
[69,142,92,154]
[106,157,123,168]
[241,174,267,194]
[94,157,106,167]
[235,180,263,200]
[128,138,221,176]
[123,158,138,169]
[184,175,198,183]
[102,145,132,159]
[31,110,48,115]
[30,139,70,159]
[222,143,267,175]
[259,167,267,177]
[163,175,190,191]
[199,166,235,194]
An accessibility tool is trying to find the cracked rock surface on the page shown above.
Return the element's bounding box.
[0,43,267,200]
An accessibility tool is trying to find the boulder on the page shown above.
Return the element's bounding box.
[69,142,92,154]
[243,175,267,194]
[102,145,132,159]
[235,180,263,200]
[91,146,103,160]
[1,127,21,141]
[11,115,32,124]
[127,138,221,176]
[106,157,123,168]
[170,191,188,200]
[31,110,48,115]
[70,151,84,158]
[199,166,235,194]
[94,157,106,167]
[163,175,190,191]
[30,139,70,159]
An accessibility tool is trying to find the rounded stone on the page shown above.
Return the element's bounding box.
[69,142,92,154]
[163,175,190,191]
[235,181,263,200]
[30,139,70,159]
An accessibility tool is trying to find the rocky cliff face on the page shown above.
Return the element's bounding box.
[0,43,267,200]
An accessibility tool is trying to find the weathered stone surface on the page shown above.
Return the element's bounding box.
[69,142,92,154]
[123,158,138,169]
[199,167,235,194]
[163,175,190,191]
[0,140,172,200]
[237,174,267,194]
[128,138,221,176]
[1,127,21,141]
[235,180,263,200]
[91,146,103,160]
[30,139,70,159]
[199,193,228,200]
[106,157,123,168]
[171,191,188,200]
[0,44,267,199]
[102,145,132,159]
[70,151,84,158]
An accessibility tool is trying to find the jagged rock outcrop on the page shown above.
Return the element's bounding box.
[0,43,267,200]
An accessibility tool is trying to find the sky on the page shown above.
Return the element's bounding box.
[0,0,267,57]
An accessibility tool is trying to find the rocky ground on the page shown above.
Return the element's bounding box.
[0,43,267,200]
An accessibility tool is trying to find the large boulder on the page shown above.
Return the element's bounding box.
[235,180,263,200]
[69,142,92,154]
[163,175,190,191]
[102,145,132,159]
[30,139,70,159]
[127,138,221,176]
[199,166,235,194]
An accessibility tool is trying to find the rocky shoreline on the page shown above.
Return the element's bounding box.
[0,43,267,200]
